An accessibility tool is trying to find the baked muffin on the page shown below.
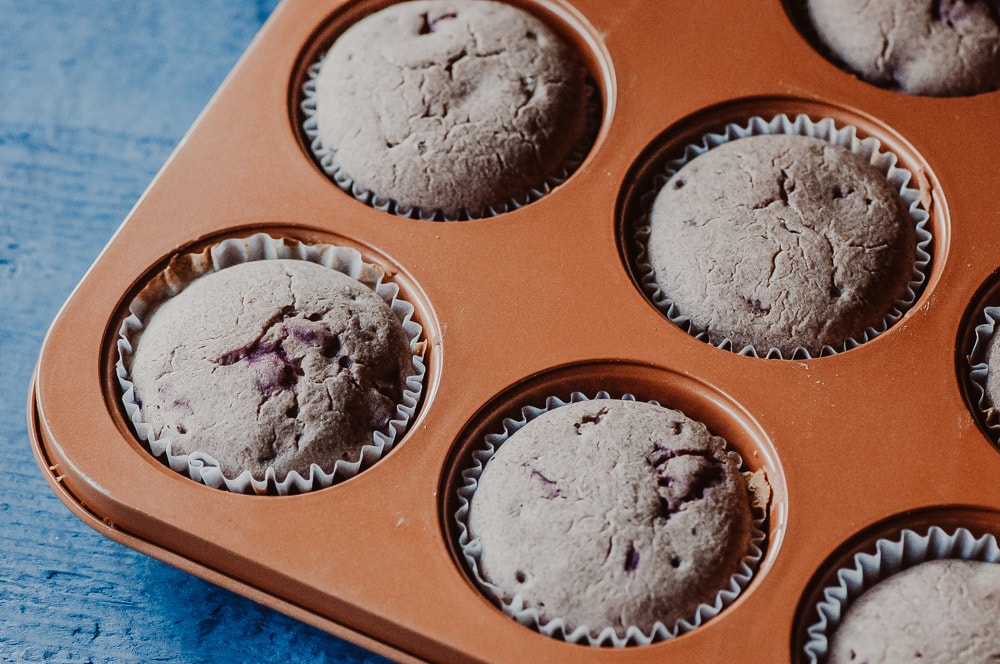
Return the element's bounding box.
[646,133,916,355]
[828,559,1000,663]
[805,0,1000,96]
[313,0,592,218]
[128,259,415,482]
[467,399,754,638]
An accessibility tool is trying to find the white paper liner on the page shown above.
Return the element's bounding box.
[967,306,1000,445]
[299,58,600,221]
[454,391,768,647]
[803,526,1000,663]
[633,113,933,360]
[116,232,427,495]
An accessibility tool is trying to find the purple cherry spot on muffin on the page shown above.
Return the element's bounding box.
[170,396,193,414]
[573,407,609,434]
[417,11,457,35]
[253,352,301,396]
[214,313,366,397]
[283,321,341,359]
[624,542,640,573]
[216,327,303,397]
[646,446,725,519]
[284,320,323,344]
[528,468,561,499]
[747,299,771,316]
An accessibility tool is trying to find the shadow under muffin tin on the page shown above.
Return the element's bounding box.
[28,0,1000,662]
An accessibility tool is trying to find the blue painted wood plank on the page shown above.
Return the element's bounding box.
[0,2,392,662]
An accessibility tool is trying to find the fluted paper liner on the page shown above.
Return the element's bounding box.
[116,232,426,495]
[967,306,1000,446]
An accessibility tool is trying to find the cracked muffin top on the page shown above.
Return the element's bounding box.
[646,134,916,355]
[828,559,1000,663]
[467,399,753,636]
[313,0,591,218]
[982,323,1000,417]
[128,259,414,482]
[805,0,1000,96]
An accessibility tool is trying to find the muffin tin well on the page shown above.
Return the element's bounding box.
[618,99,939,359]
[291,0,611,219]
[28,0,1000,662]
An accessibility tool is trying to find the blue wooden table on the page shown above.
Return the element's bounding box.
[0,2,390,661]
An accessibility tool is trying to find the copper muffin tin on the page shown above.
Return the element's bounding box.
[28,0,1000,661]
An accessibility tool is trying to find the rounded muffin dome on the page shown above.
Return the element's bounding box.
[646,134,916,355]
[313,0,593,218]
[128,259,415,482]
[468,399,754,638]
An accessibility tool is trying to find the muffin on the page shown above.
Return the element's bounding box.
[466,398,756,641]
[805,0,1000,96]
[311,0,592,219]
[127,258,416,485]
[645,133,916,356]
[828,559,1000,663]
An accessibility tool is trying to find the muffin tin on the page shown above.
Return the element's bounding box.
[26,0,1000,662]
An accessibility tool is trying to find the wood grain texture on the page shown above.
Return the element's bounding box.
[0,2,390,662]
